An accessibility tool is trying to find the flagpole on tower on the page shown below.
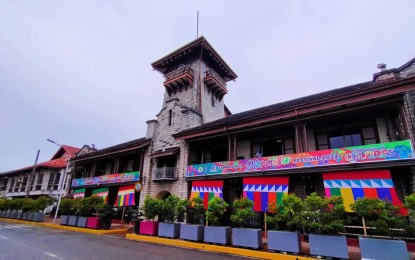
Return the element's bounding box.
[196,11,199,38]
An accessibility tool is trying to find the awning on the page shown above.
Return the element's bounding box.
[92,187,109,203]
[150,147,179,158]
[323,170,404,212]
[73,188,85,199]
[114,185,135,207]
[243,177,289,212]
[189,180,223,209]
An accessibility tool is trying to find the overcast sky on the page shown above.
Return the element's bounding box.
[0,1,414,172]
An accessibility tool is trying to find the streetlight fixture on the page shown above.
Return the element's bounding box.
[47,139,70,224]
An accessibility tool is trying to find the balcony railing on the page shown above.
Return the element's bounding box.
[204,69,228,99]
[163,65,194,90]
[152,167,178,181]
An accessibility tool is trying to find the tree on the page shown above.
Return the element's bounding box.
[230,197,254,228]
[266,194,303,231]
[206,197,229,226]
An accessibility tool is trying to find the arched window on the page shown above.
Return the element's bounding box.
[168,109,172,126]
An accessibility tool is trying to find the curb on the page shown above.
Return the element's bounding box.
[0,218,127,235]
[126,234,315,260]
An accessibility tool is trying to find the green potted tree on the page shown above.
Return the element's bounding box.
[59,198,74,226]
[97,202,114,230]
[76,198,91,228]
[266,194,303,254]
[158,195,185,238]
[139,195,161,236]
[301,193,348,259]
[67,198,81,226]
[180,196,204,242]
[0,198,5,218]
[353,197,409,260]
[204,197,231,245]
[9,199,19,219]
[230,197,262,249]
[86,196,105,229]
[3,199,12,218]
[21,199,34,220]
[15,199,24,219]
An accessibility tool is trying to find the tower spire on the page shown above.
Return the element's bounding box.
[196,11,199,38]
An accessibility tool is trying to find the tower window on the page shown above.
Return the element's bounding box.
[168,109,172,126]
[211,95,215,107]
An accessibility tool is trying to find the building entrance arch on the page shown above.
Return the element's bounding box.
[155,191,171,200]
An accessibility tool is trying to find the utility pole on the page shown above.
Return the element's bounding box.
[26,150,40,198]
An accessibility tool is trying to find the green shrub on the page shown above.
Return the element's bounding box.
[141,195,161,221]
[59,199,74,215]
[404,193,415,219]
[0,198,5,210]
[352,197,407,237]
[230,197,254,228]
[159,195,186,223]
[33,196,53,212]
[206,197,228,226]
[266,194,303,231]
[186,196,205,225]
[301,193,346,235]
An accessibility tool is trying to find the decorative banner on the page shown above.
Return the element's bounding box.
[92,187,109,203]
[114,185,135,207]
[72,171,140,187]
[73,188,85,199]
[243,177,289,212]
[189,180,223,209]
[187,140,414,177]
[323,170,403,212]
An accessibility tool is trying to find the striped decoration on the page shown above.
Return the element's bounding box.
[114,185,135,207]
[243,177,289,212]
[73,188,85,199]
[189,180,223,209]
[92,187,109,203]
[323,170,403,212]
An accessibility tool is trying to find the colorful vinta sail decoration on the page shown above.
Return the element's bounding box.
[73,188,85,199]
[189,180,223,209]
[323,170,404,212]
[92,187,109,203]
[243,177,289,212]
[114,185,135,207]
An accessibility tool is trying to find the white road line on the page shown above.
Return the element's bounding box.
[45,252,64,259]
[0,235,8,239]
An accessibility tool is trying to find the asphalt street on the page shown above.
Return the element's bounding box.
[0,221,250,260]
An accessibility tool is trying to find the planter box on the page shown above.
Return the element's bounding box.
[180,224,204,242]
[22,212,28,220]
[0,211,5,218]
[133,221,141,234]
[86,217,101,229]
[60,215,69,226]
[158,222,180,238]
[267,231,301,254]
[101,220,112,230]
[27,212,34,221]
[232,228,262,249]
[10,211,18,219]
[6,211,11,218]
[204,226,231,245]
[139,221,159,236]
[16,211,23,220]
[77,217,88,228]
[359,237,409,260]
[67,215,79,226]
[32,213,44,222]
[309,234,349,259]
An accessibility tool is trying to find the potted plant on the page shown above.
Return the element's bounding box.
[139,195,161,236]
[158,195,185,238]
[266,194,303,254]
[230,197,262,249]
[21,198,34,220]
[59,198,74,226]
[4,200,12,218]
[204,197,231,245]
[97,203,114,230]
[86,197,104,229]
[353,197,409,260]
[32,196,53,222]
[67,198,81,226]
[180,196,204,242]
[301,193,348,259]
[130,209,143,234]
[0,198,5,218]
[9,199,19,219]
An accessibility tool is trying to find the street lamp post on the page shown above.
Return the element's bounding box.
[47,139,71,224]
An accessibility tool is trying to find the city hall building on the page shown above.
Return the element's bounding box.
[63,37,415,219]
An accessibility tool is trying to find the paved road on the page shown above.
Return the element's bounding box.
[0,221,250,260]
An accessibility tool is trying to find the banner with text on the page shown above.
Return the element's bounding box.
[72,171,140,187]
[186,140,413,177]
